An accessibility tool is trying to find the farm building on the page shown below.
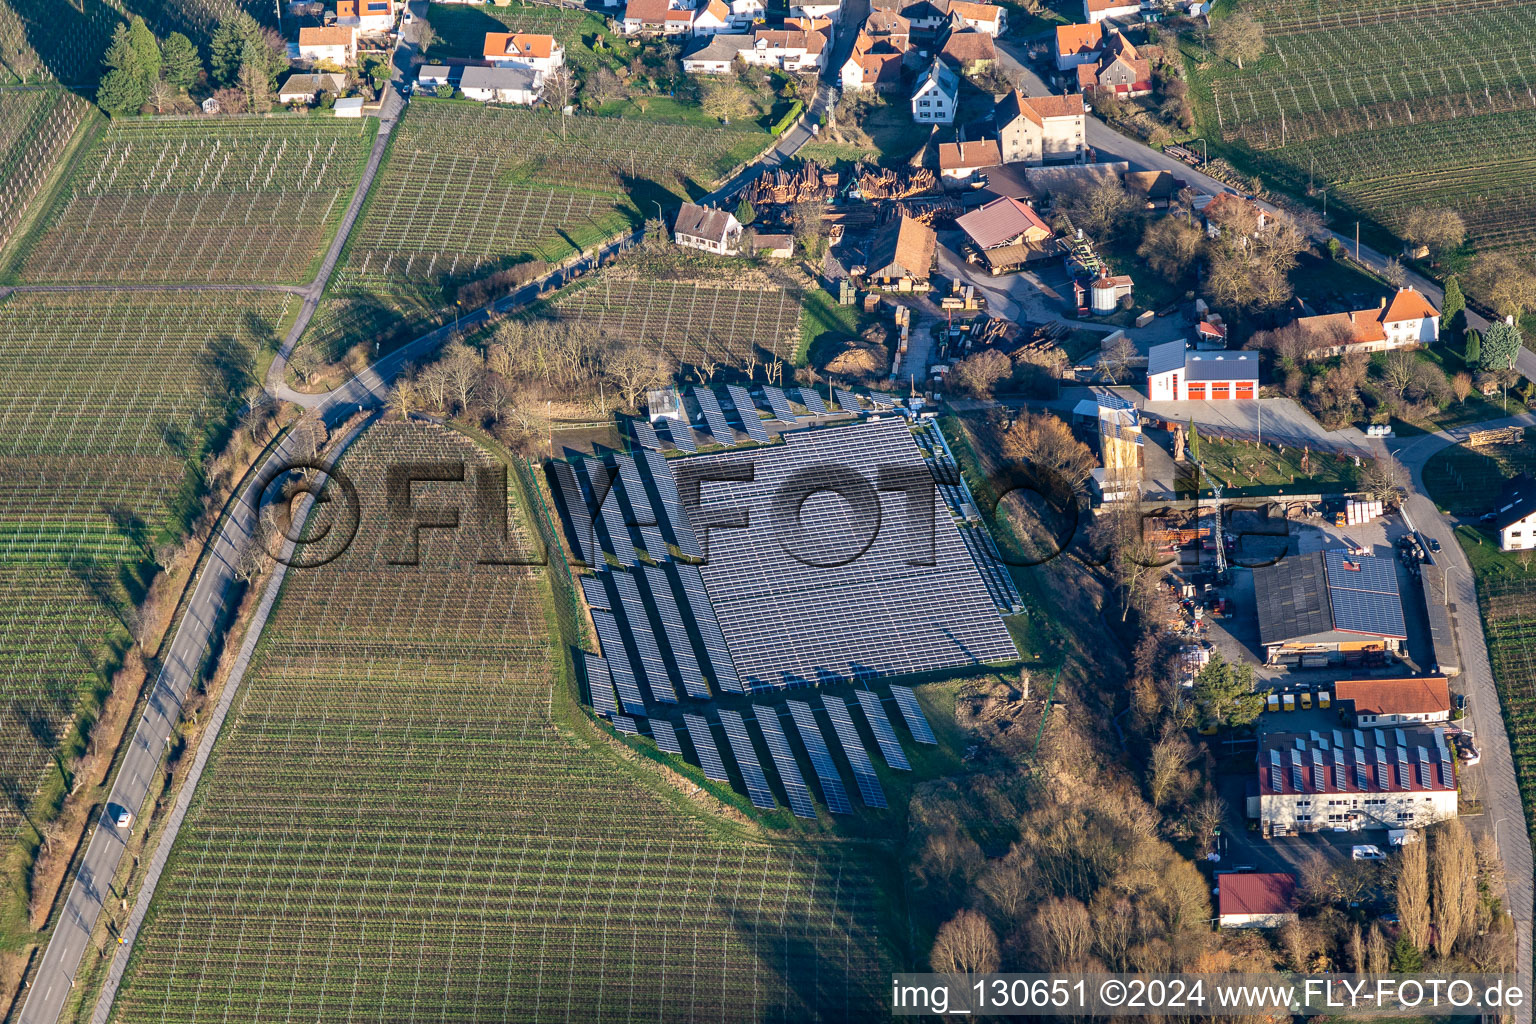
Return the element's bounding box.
[995,90,1086,164]
[1089,273,1133,314]
[747,231,794,257]
[1296,288,1440,357]
[416,65,452,90]
[948,0,1006,35]
[1146,341,1258,401]
[278,72,346,105]
[1334,678,1452,729]
[673,203,744,255]
[1492,475,1536,551]
[865,215,937,291]
[1123,169,1181,208]
[1084,0,1139,22]
[335,0,395,33]
[459,66,543,104]
[483,32,565,74]
[1217,874,1298,929]
[955,198,1052,249]
[911,60,959,123]
[1053,22,1102,70]
[1075,31,1151,97]
[298,25,357,65]
[1253,550,1407,665]
[1256,727,1458,836]
[938,138,1002,183]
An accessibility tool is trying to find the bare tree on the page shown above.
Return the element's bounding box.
[977,852,1031,920]
[1211,11,1265,68]
[1401,207,1466,258]
[1030,897,1094,969]
[999,411,1096,490]
[1099,334,1138,384]
[930,909,999,973]
[1383,257,1408,287]
[149,77,176,114]
[1396,835,1431,952]
[606,346,673,410]
[1147,729,1193,808]
[1430,818,1477,957]
[1452,371,1472,405]
[387,379,418,419]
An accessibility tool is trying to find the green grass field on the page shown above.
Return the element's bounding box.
[424,2,625,72]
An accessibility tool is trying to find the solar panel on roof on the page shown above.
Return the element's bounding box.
[1324,550,1407,638]
[610,570,677,703]
[718,710,776,810]
[651,718,682,755]
[1437,749,1455,789]
[672,563,744,693]
[583,653,617,717]
[661,417,698,453]
[1332,748,1347,790]
[551,461,598,566]
[641,564,710,699]
[613,715,639,735]
[631,418,662,451]
[692,387,736,445]
[754,707,816,818]
[834,387,862,414]
[786,701,852,814]
[821,695,886,808]
[589,609,647,716]
[1416,747,1433,789]
[682,713,729,782]
[614,454,668,557]
[641,450,703,559]
[726,385,772,442]
[579,574,610,611]
[797,388,829,416]
[761,385,796,422]
[889,685,936,744]
[855,691,911,770]
[581,459,637,565]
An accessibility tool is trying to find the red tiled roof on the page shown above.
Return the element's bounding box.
[938,138,1002,171]
[941,30,995,62]
[948,0,1002,22]
[1219,874,1297,919]
[626,0,684,22]
[300,26,355,46]
[1086,0,1139,12]
[484,32,556,59]
[847,50,903,84]
[955,196,1051,248]
[1383,287,1439,323]
[1334,677,1451,717]
[1026,92,1085,119]
[1055,22,1102,56]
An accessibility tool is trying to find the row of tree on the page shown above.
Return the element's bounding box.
[97,13,287,116]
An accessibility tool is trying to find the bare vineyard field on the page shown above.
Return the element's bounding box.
[0,86,88,253]
[1189,0,1536,252]
[113,422,887,1022]
[1479,577,1536,851]
[0,290,292,834]
[7,116,376,285]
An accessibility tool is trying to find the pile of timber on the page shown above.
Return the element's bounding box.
[741,162,840,206]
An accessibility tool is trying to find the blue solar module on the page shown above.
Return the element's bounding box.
[761,385,796,422]
[579,574,610,611]
[867,391,898,409]
[611,570,678,703]
[641,450,703,559]
[889,685,937,745]
[820,695,886,808]
[692,387,736,445]
[786,701,852,814]
[651,718,682,755]
[641,564,710,699]
[550,461,598,566]
[583,653,617,717]
[718,710,776,810]
[614,454,668,558]
[581,459,636,565]
[726,384,772,442]
[834,387,862,414]
[855,690,911,770]
[589,609,647,716]
[613,715,639,735]
[682,713,730,782]
[661,417,698,453]
[631,418,662,451]
[755,707,816,818]
[1324,550,1407,638]
[673,564,745,693]
[796,387,829,416]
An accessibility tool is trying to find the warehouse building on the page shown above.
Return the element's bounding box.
[1334,677,1451,729]
[1253,550,1407,665]
[1217,873,1298,929]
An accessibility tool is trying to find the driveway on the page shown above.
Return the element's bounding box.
[1139,397,1373,456]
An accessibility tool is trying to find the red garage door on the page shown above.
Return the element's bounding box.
[1236,382,1255,399]
[1211,383,1231,400]
[1188,383,1206,400]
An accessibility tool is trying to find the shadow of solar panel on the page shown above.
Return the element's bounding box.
[583,652,617,717]
[726,384,772,442]
[589,609,647,716]
[614,454,668,557]
[761,385,796,422]
[834,387,862,414]
[673,563,744,693]
[611,570,678,703]
[651,718,682,754]
[581,459,636,565]
[550,461,598,566]
[692,387,736,445]
[641,564,710,699]
[613,715,639,735]
[754,706,816,818]
[889,685,936,744]
[641,450,703,559]
[661,417,698,453]
[718,709,776,810]
[631,417,662,450]
[821,695,886,808]
[682,713,729,782]
[796,387,828,416]
[786,701,852,814]
[855,690,910,770]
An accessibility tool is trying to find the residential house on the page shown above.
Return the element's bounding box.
[278,71,347,105]
[865,215,937,291]
[840,40,904,92]
[1296,288,1441,356]
[336,0,396,33]
[946,0,1005,35]
[417,65,452,92]
[938,138,1002,183]
[742,21,830,71]
[1493,475,1536,551]
[1335,678,1452,729]
[692,0,732,34]
[873,0,947,31]
[1253,550,1407,665]
[1257,727,1458,837]
[1198,191,1271,238]
[1217,874,1298,929]
[1146,342,1258,401]
[483,33,565,74]
[791,0,842,20]
[864,9,911,49]
[910,59,958,123]
[1054,21,1103,70]
[1123,168,1181,208]
[459,66,543,104]
[1076,31,1151,96]
[674,203,743,254]
[682,32,754,72]
[995,90,1086,163]
[940,29,995,72]
[727,0,767,27]
[298,25,357,65]
[623,0,696,35]
[1083,0,1139,22]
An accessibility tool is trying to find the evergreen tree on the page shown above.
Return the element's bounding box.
[127,16,160,85]
[1187,421,1201,464]
[1389,936,1424,972]
[1464,328,1481,366]
[239,38,272,112]
[1191,650,1266,729]
[1481,320,1523,372]
[209,18,244,87]
[1441,275,1465,337]
[735,197,755,225]
[162,32,202,90]
[97,23,149,115]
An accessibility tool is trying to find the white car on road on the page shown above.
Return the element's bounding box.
[1351,844,1386,861]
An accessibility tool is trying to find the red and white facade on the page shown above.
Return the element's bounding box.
[1146,342,1258,401]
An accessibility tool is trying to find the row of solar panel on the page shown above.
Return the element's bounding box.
[550,450,704,566]
[629,386,845,455]
[1266,739,1456,794]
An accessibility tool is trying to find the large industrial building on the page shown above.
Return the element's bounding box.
[1253,550,1407,665]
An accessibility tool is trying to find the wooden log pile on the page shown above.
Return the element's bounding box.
[741,162,840,206]
[859,166,939,200]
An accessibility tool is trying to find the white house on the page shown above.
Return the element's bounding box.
[841,47,903,92]
[739,22,829,72]
[1335,678,1452,729]
[459,66,543,105]
[298,25,357,66]
[727,0,768,26]
[673,203,743,254]
[1083,0,1139,22]
[278,71,346,105]
[910,59,958,124]
[336,0,396,33]
[333,96,364,118]
[1217,874,1298,930]
[483,32,565,75]
[1297,287,1441,356]
[1493,476,1536,551]
[1053,21,1102,70]
[947,0,1005,35]
[417,65,452,91]
[692,0,732,34]
[1146,341,1258,401]
[791,0,843,19]
[1259,728,1458,837]
[681,33,754,72]
[623,0,696,34]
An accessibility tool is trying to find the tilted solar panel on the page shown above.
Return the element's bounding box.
[583,652,617,717]
[641,564,710,699]
[631,417,662,451]
[834,387,862,414]
[672,563,745,693]
[550,460,598,566]
[579,574,610,611]
[661,417,698,453]
[610,570,678,703]
[821,695,886,808]
[786,701,852,814]
[761,385,797,422]
[581,459,637,565]
[613,715,639,735]
[614,454,668,557]
[682,713,730,782]
[796,387,829,416]
[692,387,736,445]
[889,685,937,744]
[641,450,703,559]
[855,690,911,770]
[726,384,772,442]
[867,391,898,409]
[754,706,816,819]
[718,709,776,810]
[589,609,647,716]
[651,718,682,755]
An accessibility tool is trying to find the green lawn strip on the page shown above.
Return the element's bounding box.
[797,285,863,367]
[424,2,624,71]
[1192,436,1360,496]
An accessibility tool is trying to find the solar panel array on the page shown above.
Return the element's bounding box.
[589,609,647,715]
[867,391,898,410]
[611,570,677,703]
[631,417,662,450]
[661,417,698,453]
[855,690,911,770]
[642,450,703,559]
[956,525,1025,614]
[582,459,636,565]
[797,387,829,416]
[726,384,772,442]
[692,387,736,445]
[641,564,710,699]
[718,709,776,810]
[761,385,797,422]
[584,653,617,717]
[834,387,862,414]
[651,718,682,755]
[889,685,936,744]
[821,695,886,808]
[787,702,852,814]
[682,714,729,782]
[755,707,817,818]
[551,461,598,565]
[1324,550,1407,638]
[615,454,667,557]
[673,563,745,693]
[579,574,610,611]
[613,715,639,735]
